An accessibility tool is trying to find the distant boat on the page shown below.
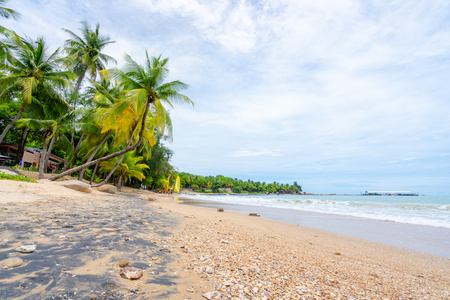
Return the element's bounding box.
[363,191,419,196]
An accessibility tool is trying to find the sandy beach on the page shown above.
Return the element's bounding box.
[0,178,449,299]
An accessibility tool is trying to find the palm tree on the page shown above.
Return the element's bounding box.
[16,97,75,179]
[61,22,116,166]
[99,150,149,189]
[49,52,193,183]
[0,36,73,145]
[77,75,125,180]
[62,21,116,97]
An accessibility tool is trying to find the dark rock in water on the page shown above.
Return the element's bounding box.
[119,259,129,267]
[15,244,37,253]
[217,208,224,212]
[249,213,260,217]
[1,257,24,268]
[120,267,143,280]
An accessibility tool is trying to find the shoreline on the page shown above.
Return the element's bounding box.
[162,196,450,299]
[1,180,449,299]
[176,196,450,258]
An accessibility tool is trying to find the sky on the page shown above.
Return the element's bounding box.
[4,0,450,194]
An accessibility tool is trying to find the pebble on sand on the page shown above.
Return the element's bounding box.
[186,286,195,293]
[118,259,129,267]
[202,291,221,299]
[1,257,24,268]
[119,267,143,280]
[14,244,37,253]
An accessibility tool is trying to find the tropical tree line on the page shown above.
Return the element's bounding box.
[179,172,303,194]
[0,1,193,190]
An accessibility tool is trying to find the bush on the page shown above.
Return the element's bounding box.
[0,171,37,183]
[12,166,39,172]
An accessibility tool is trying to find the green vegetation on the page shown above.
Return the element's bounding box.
[178,172,302,194]
[99,150,149,189]
[0,171,37,183]
[0,1,193,190]
[12,165,39,172]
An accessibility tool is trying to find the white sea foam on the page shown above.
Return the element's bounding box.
[180,194,450,229]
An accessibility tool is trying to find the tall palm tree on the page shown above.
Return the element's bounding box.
[16,91,76,179]
[62,21,116,97]
[90,53,190,187]
[0,36,73,145]
[62,22,116,169]
[49,52,193,183]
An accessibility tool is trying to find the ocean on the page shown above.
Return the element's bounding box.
[177,194,450,257]
[179,194,450,228]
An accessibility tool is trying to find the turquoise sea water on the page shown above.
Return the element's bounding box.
[180,194,450,229]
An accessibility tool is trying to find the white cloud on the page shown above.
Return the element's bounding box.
[130,0,259,52]
[5,0,450,193]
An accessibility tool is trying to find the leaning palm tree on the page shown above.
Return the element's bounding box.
[62,21,116,98]
[49,52,193,183]
[0,36,73,145]
[76,75,126,180]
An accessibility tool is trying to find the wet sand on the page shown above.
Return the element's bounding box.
[1,179,449,299]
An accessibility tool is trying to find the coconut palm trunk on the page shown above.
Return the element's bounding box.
[78,132,110,181]
[74,67,88,97]
[38,130,52,179]
[69,133,85,169]
[0,102,26,145]
[14,126,29,166]
[90,161,99,185]
[116,174,124,190]
[43,135,57,171]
